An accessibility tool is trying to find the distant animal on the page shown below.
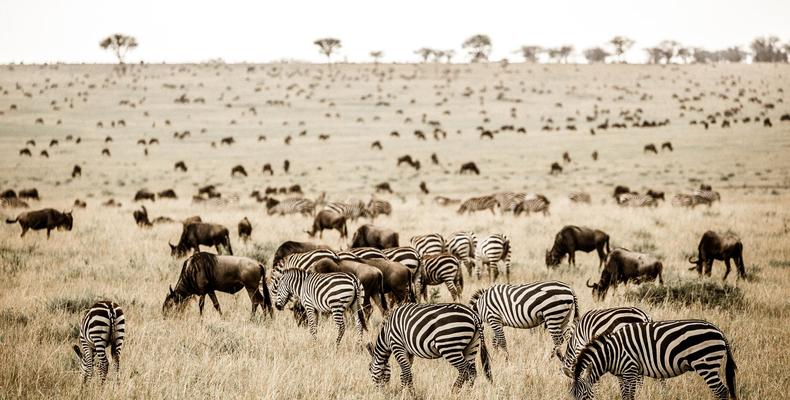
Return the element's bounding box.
[174,161,187,172]
[324,199,369,221]
[1,198,29,208]
[169,222,233,257]
[688,231,745,281]
[19,148,32,156]
[366,303,491,394]
[591,151,598,161]
[419,182,429,194]
[238,217,252,241]
[262,163,274,175]
[40,150,49,158]
[1,189,17,199]
[562,152,572,163]
[474,234,511,282]
[366,199,392,220]
[457,195,498,215]
[480,130,494,139]
[5,208,73,238]
[220,136,235,145]
[568,192,591,204]
[157,189,177,199]
[459,162,480,175]
[49,139,58,147]
[231,165,247,177]
[18,188,39,200]
[430,153,439,165]
[764,118,773,127]
[587,248,663,300]
[72,301,125,384]
[73,199,87,208]
[306,210,347,240]
[646,189,664,201]
[133,206,152,227]
[661,141,673,151]
[550,162,562,175]
[370,141,382,150]
[374,182,393,193]
[265,197,315,216]
[134,189,156,202]
[72,165,82,178]
[163,252,273,319]
[643,144,658,154]
[101,148,111,157]
[612,185,630,199]
[545,226,610,268]
[513,195,550,216]
[616,193,658,207]
[351,224,399,249]
[283,159,290,173]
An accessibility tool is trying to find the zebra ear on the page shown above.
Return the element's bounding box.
[366,342,374,357]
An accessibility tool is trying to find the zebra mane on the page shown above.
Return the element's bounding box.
[468,288,486,308]
[572,333,607,381]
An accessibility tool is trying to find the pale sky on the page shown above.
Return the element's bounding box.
[1,0,788,64]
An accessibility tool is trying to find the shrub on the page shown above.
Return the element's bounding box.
[625,281,745,311]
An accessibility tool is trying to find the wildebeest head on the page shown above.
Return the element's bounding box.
[59,211,74,231]
[169,241,188,257]
[586,269,612,301]
[545,248,562,268]
[162,285,189,316]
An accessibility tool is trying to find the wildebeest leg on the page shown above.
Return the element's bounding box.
[198,295,206,315]
[569,249,576,267]
[224,237,233,255]
[207,291,222,315]
[736,254,746,279]
[597,246,606,269]
[20,226,28,237]
[723,258,732,281]
[47,228,52,239]
[247,287,261,320]
[705,260,713,277]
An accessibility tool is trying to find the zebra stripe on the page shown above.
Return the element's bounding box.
[72,300,125,383]
[447,231,477,277]
[325,199,369,221]
[366,199,392,219]
[276,249,339,271]
[346,247,388,260]
[671,193,696,207]
[417,254,463,301]
[382,246,421,279]
[560,307,651,377]
[474,234,511,282]
[493,192,526,213]
[269,198,315,216]
[457,195,499,215]
[572,320,737,400]
[569,191,592,204]
[272,269,367,346]
[367,303,492,393]
[469,281,578,355]
[409,233,445,257]
[616,193,658,207]
[514,196,550,215]
[692,189,721,206]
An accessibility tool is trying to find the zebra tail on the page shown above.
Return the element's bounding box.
[572,294,581,324]
[259,264,274,318]
[478,320,493,382]
[355,280,368,332]
[72,344,82,359]
[726,344,737,399]
[407,270,417,303]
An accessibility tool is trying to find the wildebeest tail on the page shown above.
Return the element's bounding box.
[407,270,417,303]
[604,236,610,254]
[5,217,18,224]
[726,343,738,399]
[259,264,274,318]
[477,317,493,382]
[224,231,233,255]
[378,279,389,312]
[354,279,367,331]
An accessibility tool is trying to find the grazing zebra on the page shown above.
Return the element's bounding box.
[559,307,651,377]
[409,233,445,257]
[382,246,421,278]
[367,303,492,394]
[417,254,463,301]
[447,231,477,277]
[272,269,367,346]
[268,197,315,216]
[347,247,388,260]
[513,195,550,216]
[615,193,657,207]
[72,301,126,383]
[456,195,499,215]
[569,191,592,204]
[275,249,339,271]
[692,189,721,206]
[671,193,696,207]
[469,282,578,356]
[325,199,369,221]
[474,234,511,282]
[366,199,392,220]
[493,192,526,213]
[572,320,737,400]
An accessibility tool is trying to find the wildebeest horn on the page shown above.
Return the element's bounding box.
[586,279,595,288]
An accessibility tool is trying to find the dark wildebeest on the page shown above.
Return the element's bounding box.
[6,208,73,238]
[563,152,572,163]
[174,161,187,172]
[699,183,713,191]
[198,185,217,196]
[309,257,389,318]
[262,163,274,175]
[1,189,16,199]
[271,240,331,269]
[231,165,247,177]
[550,162,563,175]
[688,231,745,281]
[133,206,152,227]
[419,182,429,195]
[72,165,82,178]
[73,199,87,208]
[371,141,382,150]
[238,217,252,241]
[587,248,664,300]
[397,155,415,166]
[289,184,302,194]
[375,182,393,194]
[306,210,348,240]
[546,226,610,269]
[40,150,49,158]
[283,159,290,173]
[134,189,156,202]
[646,189,665,201]
[19,148,32,156]
[592,151,598,161]
[169,222,233,257]
[158,189,177,199]
[162,252,273,319]
[360,257,415,305]
[220,136,235,145]
[459,162,480,175]
[18,189,39,200]
[431,153,440,165]
[183,215,202,226]
[351,224,399,249]
[613,185,631,199]
[643,144,658,154]
[101,148,111,157]
[661,141,673,151]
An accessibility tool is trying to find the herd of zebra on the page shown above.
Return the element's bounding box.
[74,227,738,399]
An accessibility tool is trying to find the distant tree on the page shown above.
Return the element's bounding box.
[751,36,786,62]
[443,49,455,63]
[99,34,138,64]
[719,47,747,63]
[609,36,635,63]
[658,40,680,63]
[415,48,435,63]
[547,47,562,63]
[645,47,663,64]
[676,47,692,63]
[692,48,714,64]
[432,50,446,62]
[583,47,610,63]
[370,51,383,64]
[517,45,541,63]
[559,45,574,63]
[314,38,342,71]
[462,34,492,62]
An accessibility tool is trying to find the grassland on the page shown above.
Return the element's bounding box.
[0,62,789,399]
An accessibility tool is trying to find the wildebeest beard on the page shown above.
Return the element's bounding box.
[165,252,219,311]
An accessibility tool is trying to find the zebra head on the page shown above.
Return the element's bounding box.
[367,322,392,387]
[273,270,295,310]
[569,377,594,400]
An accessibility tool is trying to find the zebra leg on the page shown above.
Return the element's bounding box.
[207,291,222,315]
[441,349,472,393]
[95,346,110,383]
[331,308,346,347]
[305,307,318,340]
[392,348,415,394]
[619,369,640,400]
[693,363,729,400]
[505,257,511,284]
[81,345,94,383]
[490,319,508,355]
[111,345,121,380]
[445,281,459,301]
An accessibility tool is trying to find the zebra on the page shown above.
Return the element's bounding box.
[692,189,721,207]
[671,193,696,208]
[615,193,657,207]
[417,254,463,301]
[409,233,445,257]
[456,195,499,215]
[382,246,421,285]
[559,307,651,377]
[275,249,339,271]
[572,320,737,400]
[493,192,526,213]
[366,199,392,220]
[469,282,578,356]
[569,191,592,204]
[272,269,367,346]
[72,300,126,384]
[325,199,369,221]
[268,197,315,216]
[367,303,492,394]
[513,195,550,216]
[474,234,511,282]
[447,231,477,277]
[347,247,388,260]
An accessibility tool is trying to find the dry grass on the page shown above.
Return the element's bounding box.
[0,62,789,399]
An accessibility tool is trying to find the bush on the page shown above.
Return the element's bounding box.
[625,281,745,311]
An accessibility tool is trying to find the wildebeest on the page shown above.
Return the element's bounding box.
[306,210,348,240]
[72,165,82,178]
[360,257,415,305]
[661,141,673,151]
[134,189,156,202]
[587,248,664,300]
[310,257,389,317]
[183,215,202,226]
[271,240,331,269]
[162,252,273,319]
[18,188,40,200]
[371,141,382,150]
[1,189,17,199]
[6,208,73,238]
[73,199,87,208]
[231,165,247,177]
[459,162,480,175]
[174,161,187,172]
[688,231,746,281]
[157,189,177,199]
[40,150,49,158]
[351,224,399,249]
[419,182,429,194]
[170,222,233,257]
[19,148,32,156]
[562,152,572,163]
[238,217,252,241]
[101,148,111,157]
[643,144,658,154]
[612,185,631,199]
[133,206,152,227]
[550,162,563,175]
[546,226,610,269]
[375,182,393,194]
[283,159,290,173]
[646,189,665,201]
[220,136,235,145]
[262,163,274,175]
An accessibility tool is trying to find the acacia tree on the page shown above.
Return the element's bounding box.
[415,48,435,63]
[645,47,663,64]
[583,47,610,63]
[370,51,383,64]
[658,40,680,63]
[443,49,455,63]
[99,34,138,64]
[751,36,786,62]
[314,38,341,71]
[559,45,574,63]
[517,45,541,63]
[462,34,492,62]
[609,36,635,63]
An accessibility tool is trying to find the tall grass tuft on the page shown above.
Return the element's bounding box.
[625,281,745,311]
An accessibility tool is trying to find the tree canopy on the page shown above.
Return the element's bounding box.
[462,34,492,62]
[99,34,138,64]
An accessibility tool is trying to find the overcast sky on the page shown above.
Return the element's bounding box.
[1,0,788,64]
